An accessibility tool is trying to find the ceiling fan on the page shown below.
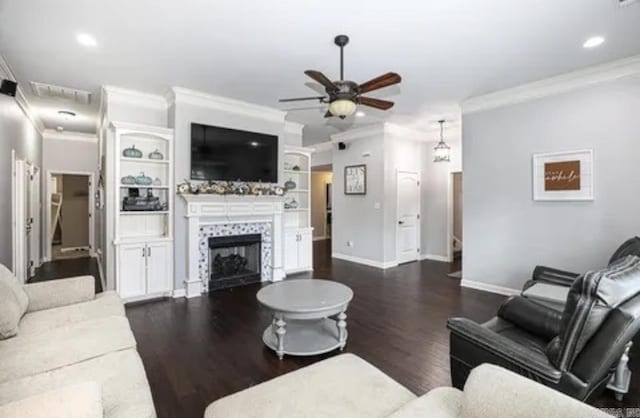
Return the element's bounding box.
[279,35,402,119]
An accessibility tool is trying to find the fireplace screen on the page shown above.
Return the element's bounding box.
[208,234,261,291]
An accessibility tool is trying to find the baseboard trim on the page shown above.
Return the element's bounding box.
[172,288,186,298]
[460,279,520,296]
[332,253,398,269]
[420,253,451,262]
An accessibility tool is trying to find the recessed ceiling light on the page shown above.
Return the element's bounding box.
[355,111,366,117]
[583,36,605,49]
[76,33,97,47]
[56,126,64,132]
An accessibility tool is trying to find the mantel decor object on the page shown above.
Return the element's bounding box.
[344,164,366,195]
[176,180,284,197]
[532,149,594,201]
[122,145,143,158]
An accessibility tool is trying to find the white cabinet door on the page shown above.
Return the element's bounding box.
[146,241,172,294]
[117,243,147,299]
[284,229,299,271]
[298,229,313,270]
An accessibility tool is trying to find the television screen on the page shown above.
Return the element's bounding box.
[190,123,278,183]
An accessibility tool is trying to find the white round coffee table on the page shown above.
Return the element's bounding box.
[256,279,354,359]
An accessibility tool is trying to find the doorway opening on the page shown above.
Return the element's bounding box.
[310,164,333,266]
[46,172,94,261]
[449,171,463,277]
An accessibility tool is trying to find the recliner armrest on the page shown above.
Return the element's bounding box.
[24,276,96,312]
[497,296,562,340]
[529,265,580,288]
[447,317,561,382]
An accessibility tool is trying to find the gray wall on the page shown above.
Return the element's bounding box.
[331,133,386,262]
[463,75,640,291]
[0,94,42,268]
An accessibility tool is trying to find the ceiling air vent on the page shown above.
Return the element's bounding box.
[29,81,92,105]
[619,0,639,6]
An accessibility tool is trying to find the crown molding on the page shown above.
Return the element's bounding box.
[102,85,167,109]
[0,54,45,134]
[309,141,334,152]
[284,120,304,135]
[462,54,640,114]
[42,129,98,143]
[168,87,286,123]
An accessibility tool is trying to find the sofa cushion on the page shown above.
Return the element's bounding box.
[24,276,95,312]
[204,354,416,418]
[387,387,462,418]
[0,349,155,418]
[0,265,28,339]
[0,316,136,383]
[0,381,103,418]
[19,291,124,335]
[0,264,28,314]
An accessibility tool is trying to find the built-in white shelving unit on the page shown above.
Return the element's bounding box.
[108,122,174,302]
[283,146,313,274]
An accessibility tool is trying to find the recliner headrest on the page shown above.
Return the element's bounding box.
[609,237,640,266]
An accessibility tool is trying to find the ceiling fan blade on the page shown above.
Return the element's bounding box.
[358,72,401,94]
[358,97,395,110]
[279,96,327,103]
[324,111,333,118]
[304,70,338,92]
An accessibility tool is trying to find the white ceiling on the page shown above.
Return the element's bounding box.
[1,0,639,137]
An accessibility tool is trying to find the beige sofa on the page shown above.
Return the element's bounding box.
[205,354,610,418]
[0,264,155,418]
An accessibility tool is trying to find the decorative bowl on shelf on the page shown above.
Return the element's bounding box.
[148,149,164,160]
[135,172,153,186]
[284,178,297,191]
[122,145,143,158]
[121,175,136,185]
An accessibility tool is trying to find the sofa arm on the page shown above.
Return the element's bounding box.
[24,276,96,312]
[526,265,580,288]
[0,381,103,418]
[497,296,562,340]
[460,364,610,418]
[447,318,561,383]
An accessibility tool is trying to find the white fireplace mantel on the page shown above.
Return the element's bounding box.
[180,194,286,298]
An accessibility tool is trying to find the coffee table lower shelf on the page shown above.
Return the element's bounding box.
[262,318,347,358]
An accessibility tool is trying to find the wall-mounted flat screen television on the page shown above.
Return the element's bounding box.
[190,123,278,183]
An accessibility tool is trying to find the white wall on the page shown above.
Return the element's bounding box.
[0,94,42,268]
[462,75,640,292]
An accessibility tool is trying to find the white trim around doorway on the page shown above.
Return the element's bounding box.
[44,170,96,262]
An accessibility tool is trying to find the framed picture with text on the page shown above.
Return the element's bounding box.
[344,164,366,195]
[532,149,593,201]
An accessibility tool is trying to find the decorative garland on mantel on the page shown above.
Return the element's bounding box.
[177,180,285,196]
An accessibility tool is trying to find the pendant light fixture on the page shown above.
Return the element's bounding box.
[433,120,451,163]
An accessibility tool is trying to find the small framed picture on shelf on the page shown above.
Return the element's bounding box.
[344,164,366,195]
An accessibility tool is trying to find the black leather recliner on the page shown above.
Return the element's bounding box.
[447,253,640,401]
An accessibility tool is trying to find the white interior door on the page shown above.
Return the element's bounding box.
[27,165,40,276]
[396,171,420,264]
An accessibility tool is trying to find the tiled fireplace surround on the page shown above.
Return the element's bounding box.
[181,194,286,298]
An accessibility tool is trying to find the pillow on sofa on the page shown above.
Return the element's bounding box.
[0,264,29,339]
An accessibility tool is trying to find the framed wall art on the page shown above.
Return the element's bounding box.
[532,149,593,201]
[344,164,366,195]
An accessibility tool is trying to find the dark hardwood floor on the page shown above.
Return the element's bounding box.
[30,256,102,292]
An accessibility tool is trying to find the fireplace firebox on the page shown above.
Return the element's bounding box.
[208,234,261,291]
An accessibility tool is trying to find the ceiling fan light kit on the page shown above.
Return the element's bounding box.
[279,34,402,119]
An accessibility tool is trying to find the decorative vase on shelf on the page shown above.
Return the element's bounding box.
[148,149,164,160]
[135,172,153,186]
[122,145,143,158]
[152,177,162,186]
[284,178,297,191]
[121,175,136,185]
